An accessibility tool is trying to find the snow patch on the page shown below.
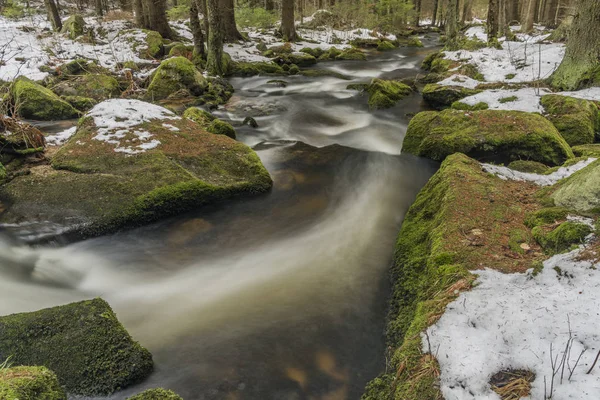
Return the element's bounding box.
[438,74,481,89]
[482,158,597,186]
[458,87,551,113]
[88,99,180,155]
[45,126,76,146]
[425,247,600,400]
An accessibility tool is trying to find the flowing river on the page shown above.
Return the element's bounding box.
[0,37,439,400]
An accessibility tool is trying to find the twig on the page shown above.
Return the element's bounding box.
[586,349,600,375]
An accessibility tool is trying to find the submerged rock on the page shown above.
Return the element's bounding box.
[0,298,153,395]
[0,366,66,400]
[60,14,85,39]
[0,99,271,237]
[540,94,600,146]
[127,388,184,399]
[367,78,412,109]
[551,158,600,212]
[9,77,79,120]
[403,109,574,166]
[423,83,482,109]
[146,57,208,101]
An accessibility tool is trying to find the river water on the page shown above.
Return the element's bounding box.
[0,38,439,400]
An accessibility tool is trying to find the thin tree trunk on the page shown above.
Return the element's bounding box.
[281,0,296,41]
[445,0,458,42]
[487,0,499,42]
[524,0,537,32]
[432,0,439,25]
[44,0,62,31]
[265,0,274,11]
[142,0,172,38]
[414,0,422,26]
[206,0,224,75]
[190,0,205,58]
[221,0,243,41]
[298,0,303,23]
[551,0,600,89]
[507,0,519,22]
[198,0,209,43]
[95,0,103,16]
[461,0,472,23]
[133,0,144,25]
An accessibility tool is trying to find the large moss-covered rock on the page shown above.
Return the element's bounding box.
[9,77,79,120]
[139,30,164,59]
[572,143,600,157]
[0,298,153,396]
[0,99,271,237]
[423,83,482,109]
[0,366,66,400]
[52,74,121,101]
[551,158,600,213]
[532,221,592,254]
[183,107,236,139]
[367,78,412,110]
[57,59,108,76]
[336,47,367,61]
[127,388,183,400]
[60,14,85,39]
[146,57,208,101]
[403,110,574,165]
[273,52,317,67]
[540,94,599,146]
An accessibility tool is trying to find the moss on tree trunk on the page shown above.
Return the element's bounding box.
[206,0,224,75]
[281,0,297,42]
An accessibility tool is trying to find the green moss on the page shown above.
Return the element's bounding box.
[572,144,600,157]
[230,61,285,76]
[508,160,550,174]
[9,77,79,120]
[62,95,97,111]
[525,207,570,228]
[317,47,342,61]
[430,57,451,73]
[532,221,592,254]
[183,107,215,127]
[58,59,107,76]
[403,109,574,165]
[346,83,369,91]
[395,36,423,48]
[52,74,121,101]
[168,44,193,58]
[127,388,183,400]
[551,158,600,213]
[300,47,325,58]
[498,95,518,103]
[0,162,6,184]
[60,14,85,39]
[140,30,164,59]
[335,48,366,61]
[367,79,412,110]
[423,84,482,109]
[541,94,599,146]
[122,61,140,71]
[505,73,516,79]
[274,52,317,67]
[0,366,66,400]
[146,57,208,100]
[0,299,153,395]
[288,64,299,75]
[451,101,489,110]
[421,51,443,71]
[377,40,396,51]
[207,119,236,139]
[444,35,487,51]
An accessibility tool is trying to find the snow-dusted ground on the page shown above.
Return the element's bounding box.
[458,87,552,113]
[45,126,76,146]
[482,158,597,186]
[425,246,600,400]
[87,99,179,155]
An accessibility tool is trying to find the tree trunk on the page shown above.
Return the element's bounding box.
[281,0,296,41]
[190,0,205,58]
[95,0,103,16]
[44,0,62,31]
[265,0,274,11]
[523,0,537,32]
[461,0,472,23]
[551,0,600,90]
[119,0,132,12]
[298,0,303,23]
[221,0,243,41]
[140,0,172,38]
[206,0,224,75]
[198,0,210,43]
[413,0,422,26]
[432,0,439,25]
[133,0,144,24]
[506,0,519,23]
[487,0,499,42]
[317,0,323,9]
[445,0,458,42]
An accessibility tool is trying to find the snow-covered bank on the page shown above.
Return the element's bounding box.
[482,158,597,186]
[425,245,600,400]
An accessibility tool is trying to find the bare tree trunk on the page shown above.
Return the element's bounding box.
[445,0,458,42]
[190,0,205,58]
[95,0,103,16]
[281,0,296,41]
[221,0,243,41]
[487,0,499,42]
[413,0,422,26]
[432,0,439,25]
[206,0,224,75]
[461,0,472,23]
[298,0,303,23]
[551,0,600,90]
[523,0,537,32]
[44,0,62,31]
[265,0,274,11]
[198,0,209,42]
[507,0,519,22]
[140,0,172,38]
[543,0,558,26]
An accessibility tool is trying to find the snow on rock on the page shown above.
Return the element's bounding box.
[557,87,600,102]
[425,246,600,400]
[444,39,565,83]
[88,99,180,155]
[438,74,482,89]
[458,87,551,112]
[482,158,597,186]
[46,126,77,146]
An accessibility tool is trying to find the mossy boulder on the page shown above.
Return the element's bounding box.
[367,78,412,110]
[551,158,600,213]
[146,57,208,101]
[395,35,423,47]
[377,40,396,51]
[422,83,481,109]
[572,144,600,157]
[336,48,366,61]
[60,14,85,39]
[9,77,79,120]
[0,366,66,400]
[231,61,285,76]
[525,207,570,228]
[52,74,121,101]
[507,160,550,174]
[207,119,236,139]
[421,51,443,71]
[127,388,183,400]
[183,107,236,139]
[0,99,272,237]
[140,30,164,59]
[403,109,574,165]
[62,95,97,111]
[532,221,592,254]
[168,44,193,58]
[0,298,153,395]
[540,94,599,146]
[57,59,108,76]
[273,52,317,67]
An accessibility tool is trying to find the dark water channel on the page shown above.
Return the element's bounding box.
[0,37,439,400]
